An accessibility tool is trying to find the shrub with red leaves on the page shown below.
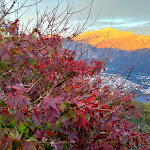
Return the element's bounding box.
[0,20,149,150]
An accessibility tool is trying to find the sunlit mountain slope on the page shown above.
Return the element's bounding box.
[74,27,150,50]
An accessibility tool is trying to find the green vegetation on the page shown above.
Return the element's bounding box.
[127,101,150,134]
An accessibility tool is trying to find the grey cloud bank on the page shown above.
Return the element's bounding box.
[16,0,150,35]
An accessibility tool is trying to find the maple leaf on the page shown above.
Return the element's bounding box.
[44,130,55,139]
[31,109,43,127]
[40,97,63,125]
[75,116,90,131]
[134,112,140,118]
[8,93,30,110]
[68,132,79,142]
[1,109,11,119]
[15,107,27,124]
[44,106,60,125]
[0,48,10,62]
[124,121,130,126]
[64,120,74,129]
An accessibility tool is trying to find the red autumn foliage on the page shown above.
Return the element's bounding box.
[0,19,149,150]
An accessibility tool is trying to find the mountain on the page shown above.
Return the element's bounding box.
[63,41,150,80]
[63,40,150,101]
[74,27,150,51]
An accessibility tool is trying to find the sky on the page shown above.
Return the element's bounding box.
[6,0,150,36]
[78,0,150,36]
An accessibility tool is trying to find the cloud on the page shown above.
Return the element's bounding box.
[100,18,128,24]
[99,19,150,28]
[115,21,150,28]
[84,17,150,34]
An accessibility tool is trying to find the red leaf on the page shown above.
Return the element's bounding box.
[111,106,116,110]
[75,116,90,131]
[42,97,63,125]
[15,107,27,124]
[44,97,63,112]
[39,61,46,68]
[134,113,140,118]
[44,106,60,125]
[128,144,132,149]
[42,50,46,54]
[87,96,95,102]
[101,105,108,109]
[32,109,43,127]
[0,48,10,62]
[44,130,55,138]
[68,132,79,142]
[8,93,31,109]
[135,137,139,148]
[1,109,11,119]
[103,123,112,133]
[124,121,130,126]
